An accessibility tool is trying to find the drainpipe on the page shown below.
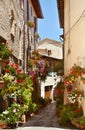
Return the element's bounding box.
[23,22,25,73]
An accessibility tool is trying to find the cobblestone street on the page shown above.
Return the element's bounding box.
[23,101,60,128]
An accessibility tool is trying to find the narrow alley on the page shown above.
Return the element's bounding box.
[22,102,78,130]
[23,102,60,128]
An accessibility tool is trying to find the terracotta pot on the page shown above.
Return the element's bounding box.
[79,125,85,129]
[82,80,85,84]
[0,124,7,129]
[0,81,4,89]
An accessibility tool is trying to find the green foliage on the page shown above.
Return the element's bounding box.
[53,60,64,76]
[44,97,52,104]
[27,21,35,27]
[17,73,26,80]
[0,103,23,124]
[0,83,17,96]
[34,33,39,39]
[28,103,39,114]
[9,66,17,76]
[54,82,64,102]
[0,119,7,124]
[73,116,85,126]
[59,103,83,126]
[59,105,72,124]
[0,43,12,60]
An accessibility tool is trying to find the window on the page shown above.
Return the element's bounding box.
[48,50,52,56]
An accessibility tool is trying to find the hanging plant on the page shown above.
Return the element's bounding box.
[64,64,83,86]
[34,33,39,39]
[0,43,12,60]
[27,21,35,28]
[67,89,84,104]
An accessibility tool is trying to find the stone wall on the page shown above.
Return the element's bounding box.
[0,0,24,61]
[0,0,40,72]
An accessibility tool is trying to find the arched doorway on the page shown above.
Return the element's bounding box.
[45,85,52,98]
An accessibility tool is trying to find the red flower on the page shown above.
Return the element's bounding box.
[17,79,23,83]
[75,108,78,113]
[5,69,10,73]
[24,81,27,86]
[17,69,22,74]
[11,63,15,67]
[15,64,18,68]
[5,60,9,64]
[70,71,74,74]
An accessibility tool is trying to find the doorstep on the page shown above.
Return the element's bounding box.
[16,127,77,130]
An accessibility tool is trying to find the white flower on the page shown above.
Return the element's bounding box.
[7,117,10,120]
[78,94,84,103]
[3,110,9,114]
[13,109,16,113]
[3,73,14,82]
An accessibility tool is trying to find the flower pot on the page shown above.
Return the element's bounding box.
[0,123,7,129]
[71,120,80,128]
[0,81,4,89]
[7,123,17,129]
[79,125,85,129]
[82,80,85,84]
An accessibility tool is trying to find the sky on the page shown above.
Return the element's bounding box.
[38,0,63,42]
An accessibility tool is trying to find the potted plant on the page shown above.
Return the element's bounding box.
[81,74,85,84]
[34,33,39,39]
[64,64,83,86]
[27,21,35,28]
[67,89,84,104]
[0,103,23,128]
[0,119,7,129]
[71,116,85,129]
[0,76,4,89]
[0,42,12,60]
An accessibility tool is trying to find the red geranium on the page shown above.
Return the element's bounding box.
[17,79,23,83]
[24,81,27,86]
[5,69,10,73]
[75,108,79,113]
[5,60,9,64]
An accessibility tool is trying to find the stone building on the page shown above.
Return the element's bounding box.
[0,0,43,72]
[57,0,85,116]
[37,38,63,100]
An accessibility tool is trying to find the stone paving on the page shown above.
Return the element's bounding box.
[23,101,60,128]
[5,102,78,130]
[21,102,78,130]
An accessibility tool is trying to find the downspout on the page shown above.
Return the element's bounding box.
[26,0,30,72]
[23,21,25,72]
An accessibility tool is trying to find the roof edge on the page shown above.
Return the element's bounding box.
[31,0,44,18]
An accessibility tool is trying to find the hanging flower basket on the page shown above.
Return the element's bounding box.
[34,33,39,39]
[27,21,35,28]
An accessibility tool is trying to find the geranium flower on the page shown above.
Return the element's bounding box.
[5,69,10,73]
